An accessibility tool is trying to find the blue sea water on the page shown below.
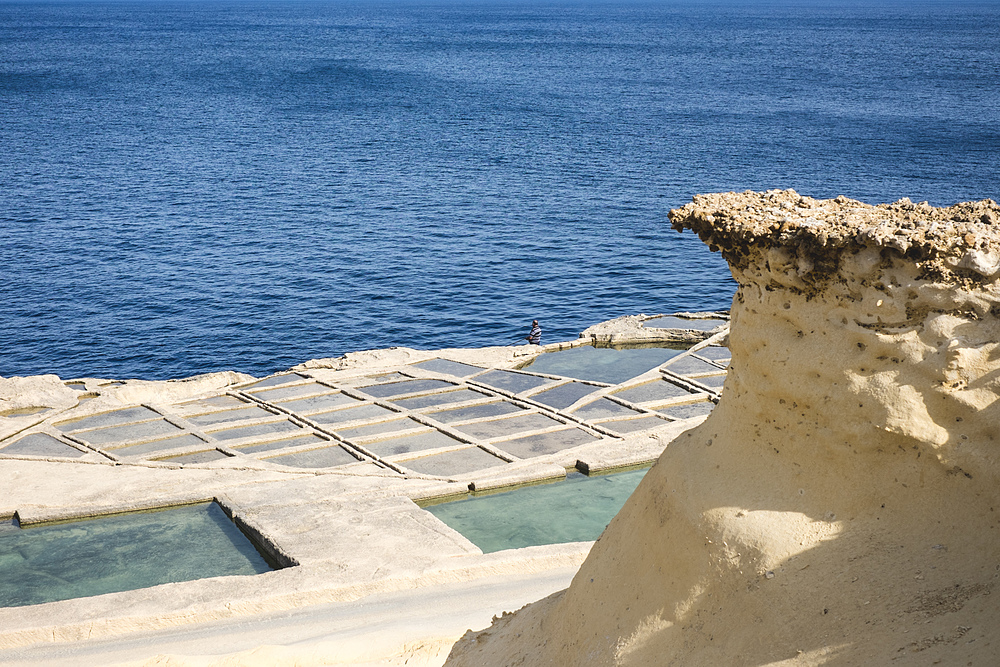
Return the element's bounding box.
[2,0,998,380]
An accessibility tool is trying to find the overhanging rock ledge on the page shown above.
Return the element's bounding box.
[444,190,1000,666]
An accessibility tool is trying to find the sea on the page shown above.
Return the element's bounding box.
[2,0,998,381]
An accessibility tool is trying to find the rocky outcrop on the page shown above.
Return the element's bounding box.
[444,190,1000,666]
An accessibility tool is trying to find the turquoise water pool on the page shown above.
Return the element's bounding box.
[423,468,648,553]
[0,502,275,608]
[519,344,686,385]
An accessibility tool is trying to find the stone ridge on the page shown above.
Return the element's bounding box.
[669,189,1000,282]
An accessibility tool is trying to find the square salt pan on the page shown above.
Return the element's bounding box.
[473,370,553,394]
[530,382,601,411]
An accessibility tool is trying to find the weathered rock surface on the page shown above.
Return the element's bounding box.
[444,190,1000,666]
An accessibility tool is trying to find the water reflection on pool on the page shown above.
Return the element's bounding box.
[422,467,648,553]
[518,344,686,385]
[0,502,275,608]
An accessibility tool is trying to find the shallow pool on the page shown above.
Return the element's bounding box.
[518,344,686,385]
[423,468,648,553]
[0,502,275,608]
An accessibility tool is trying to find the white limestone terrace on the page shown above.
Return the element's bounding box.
[0,314,728,662]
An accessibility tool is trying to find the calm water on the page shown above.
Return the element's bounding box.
[519,343,684,384]
[424,467,647,553]
[2,1,997,380]
[0,502,273,607]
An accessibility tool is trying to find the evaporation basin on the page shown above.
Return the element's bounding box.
[423,468,648,553]
[519,344,685,384]
[0,502,275,607]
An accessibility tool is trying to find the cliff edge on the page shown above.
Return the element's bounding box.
[443,190,1000,666]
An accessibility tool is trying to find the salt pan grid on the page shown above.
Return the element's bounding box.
[0,318,729,482]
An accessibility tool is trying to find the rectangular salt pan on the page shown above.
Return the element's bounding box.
[273,392,357,413]
[613,380,697,404]
[208,420,302,441]
[494,428,601,459]
[359,379,457,399]
[694,346,731,363]
[310,403,397,425]
[232,435,328,455]
[571,397,640,420]
[423,468,648,553]
[250,382,332,402]
[660,401,716,420]
[175,395,246,412]
[517,344,685,385]
[336,417,423,440]
[56,406,161,432]
[428,401,524,424]
[366,431,464,458]
[108,434,207,457]
[241,374,308,390]
[263,445,360,468]
[643,316,726,331]
[390,388,489,411]
[663,356,725,376]
[156,449,231,464]
[400,446,507,476]
[0,502,274,608]
[0,433,86,458]
[187,406,274,427]
[601,415,671,434]
[454,413,563,440]
[74,419,183,446]
[410,359,485,378]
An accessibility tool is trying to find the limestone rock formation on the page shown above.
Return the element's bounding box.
[444,190,1000,666]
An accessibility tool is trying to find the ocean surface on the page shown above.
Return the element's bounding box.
[2,0,998,380]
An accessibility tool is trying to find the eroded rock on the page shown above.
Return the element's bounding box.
[444,191,1000,666]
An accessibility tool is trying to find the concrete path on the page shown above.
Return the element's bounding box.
[0,565,578,666]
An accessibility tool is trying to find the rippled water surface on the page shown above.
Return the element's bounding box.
[2,0,997,379]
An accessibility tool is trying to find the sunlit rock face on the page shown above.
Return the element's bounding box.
[444,191,1000,666]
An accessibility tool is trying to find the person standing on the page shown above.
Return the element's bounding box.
[526,320,541,345]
